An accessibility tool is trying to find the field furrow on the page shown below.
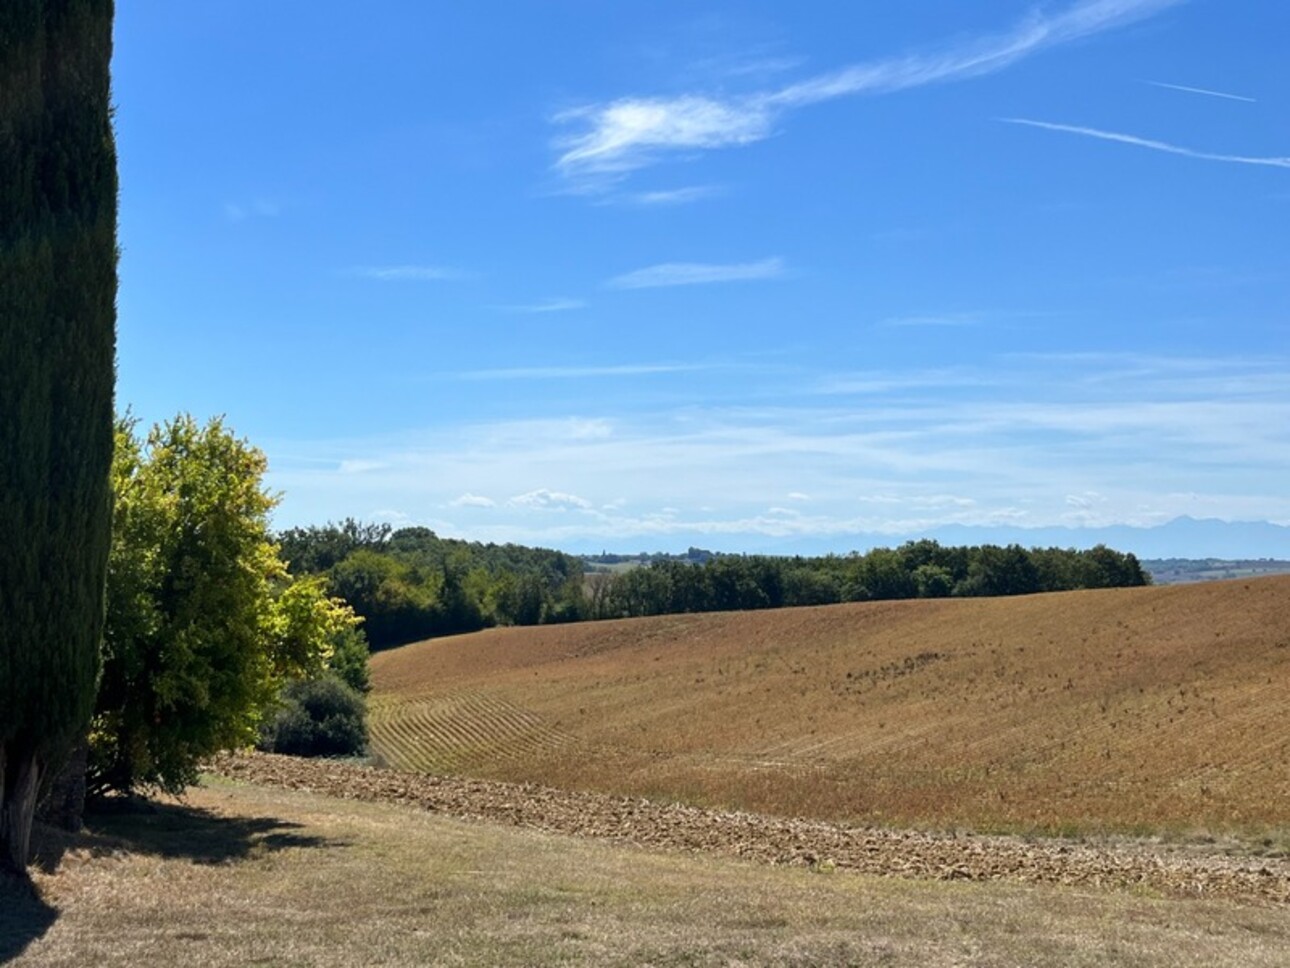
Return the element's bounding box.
[369,577,1290,835]
[370,689,574,773]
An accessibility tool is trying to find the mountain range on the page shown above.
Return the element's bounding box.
[572,517,1290,561]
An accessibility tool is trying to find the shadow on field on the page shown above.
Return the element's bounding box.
[33,798,335,872]
[0,874,57,964]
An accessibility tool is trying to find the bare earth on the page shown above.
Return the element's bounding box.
[369,577,1290,836]
[213,751,1290,907]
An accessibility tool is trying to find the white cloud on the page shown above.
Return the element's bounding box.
[351,265,473,281]
[224,199,281,222]
[455,363,707,381]
[338,459,386,474]
[607,258,785,290]
[495,297,586,314]
[450,493,496,508]
[878,312,983,328]
[764,0,1180,109]
[266,351,1290,545]
[1065,491,1106,509]
[554,0,1182,188]
[555,95,772,183]
[508,489,594,511]
[567,418,614,440]
[911,495,977,510]
[623,186,723,206]
[1144,80,1256,103]
[856,495,905,506]
[814,368,993,395]
[1000,119,1290,170]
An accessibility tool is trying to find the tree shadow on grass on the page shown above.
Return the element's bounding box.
[34,797,337,872]
[5,799,339,963]
[0,874,57,965]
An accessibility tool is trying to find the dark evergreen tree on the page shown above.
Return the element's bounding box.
[1,0,117,872]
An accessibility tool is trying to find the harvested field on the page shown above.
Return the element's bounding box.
[369,576,1290,836]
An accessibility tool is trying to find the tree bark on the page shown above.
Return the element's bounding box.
[0,745,42,874]
[38,738,88,833]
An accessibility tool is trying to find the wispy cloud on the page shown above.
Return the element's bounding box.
[454,362,712,381]
[449,493,496,508]
[814,368,996,396]
[621,185,723,206]
[554,0,1182,188]
[1144,80,1256,103]
[1000,118,1290,170]
[224,199,282,222]
[266,351,1290,549]
[496,297,587,314]
[508,489,594,511]
[879,312,984,328]
[337,459,386,474]
[607,257,785,290]
[351,265,474,281]
[555,96,773,186]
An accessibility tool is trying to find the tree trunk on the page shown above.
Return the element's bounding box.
[38,738,88,833]
[0,744,42,874]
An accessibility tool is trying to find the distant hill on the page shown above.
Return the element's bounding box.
[563,516,1290,561]
[920,516,1290,561]
[1142,558,1290,585]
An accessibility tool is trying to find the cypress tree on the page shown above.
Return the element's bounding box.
[0,0,117,872]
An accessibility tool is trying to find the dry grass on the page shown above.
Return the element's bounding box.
[5,776,1288,967]
[370,576,1290,838]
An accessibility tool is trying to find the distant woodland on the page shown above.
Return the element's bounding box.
[1142,558,1290,585]
[278,521,1150,651]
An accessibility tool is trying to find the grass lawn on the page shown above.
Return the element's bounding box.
[4,775,1288,967]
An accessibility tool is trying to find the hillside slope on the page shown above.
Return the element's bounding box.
[369,577,1290,834]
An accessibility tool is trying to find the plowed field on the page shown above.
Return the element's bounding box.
[214,752,1290,906]
[369,576,1290,835]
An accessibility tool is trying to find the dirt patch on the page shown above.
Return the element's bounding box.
[212,752,1290,907]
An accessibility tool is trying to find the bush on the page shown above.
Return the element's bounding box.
[259,677,367,758]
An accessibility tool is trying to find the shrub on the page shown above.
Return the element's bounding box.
[260,677,367,758]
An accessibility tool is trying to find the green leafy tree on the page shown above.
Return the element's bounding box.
[913,563,954,598]
[847,549,917,601]
[88,416,347,797]
[328,549,440,647]
[954,544,1040,597]
[326,624,371,693]
[278,518,391,575]
[1,0,117,872]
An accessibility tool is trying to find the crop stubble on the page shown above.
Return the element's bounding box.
[368,576,1290,835]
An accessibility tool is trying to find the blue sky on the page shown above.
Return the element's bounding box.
[112,1,1289,554]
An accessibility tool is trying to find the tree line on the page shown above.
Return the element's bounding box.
[277,521,588,649]
[280,524,1149,650]
[588,541,1148,619]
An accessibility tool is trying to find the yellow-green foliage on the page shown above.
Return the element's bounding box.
[89,416,359,796]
